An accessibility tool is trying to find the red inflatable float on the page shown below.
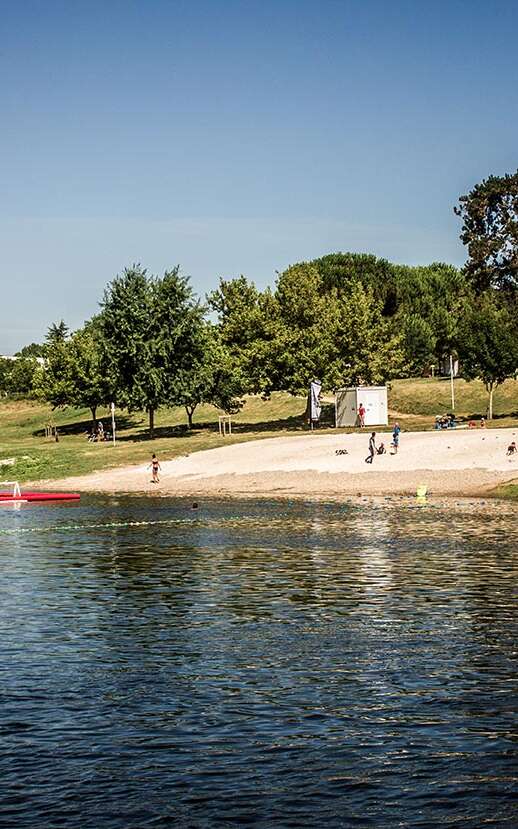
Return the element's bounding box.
[0,483,80,503]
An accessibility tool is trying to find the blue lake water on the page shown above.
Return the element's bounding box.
[0,495,517,828]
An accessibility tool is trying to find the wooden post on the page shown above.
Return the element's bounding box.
[219,415,231,436]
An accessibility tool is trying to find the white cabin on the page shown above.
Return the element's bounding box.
[335,386,388,427]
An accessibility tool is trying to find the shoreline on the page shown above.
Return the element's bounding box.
[39,428,518,501]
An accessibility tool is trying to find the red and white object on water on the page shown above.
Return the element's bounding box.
[0,481,80,503]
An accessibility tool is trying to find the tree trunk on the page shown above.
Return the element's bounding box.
[90,406,97,429]
[149,407,155,438]
[487,386,494,420]
[185,405,196,430]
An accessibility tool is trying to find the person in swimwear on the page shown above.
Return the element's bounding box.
[148,453,161,483]
[365,432,376,464]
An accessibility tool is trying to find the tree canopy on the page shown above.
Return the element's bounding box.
[455,170,518,292]
[7,167,518,430]
[457,293,518,419]
[100,264,207,436]
[209,254,464,394]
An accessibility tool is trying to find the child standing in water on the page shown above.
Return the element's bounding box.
[148,453,161,483]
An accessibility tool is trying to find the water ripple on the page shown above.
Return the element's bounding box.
[0,495,516,828]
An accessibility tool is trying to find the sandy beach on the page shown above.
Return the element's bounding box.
[45,427,518,498]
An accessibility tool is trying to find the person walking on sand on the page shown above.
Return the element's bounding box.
[391,421,401,454]
[148,453,161,483]
[365,432,376,464]
[358,403,366,428]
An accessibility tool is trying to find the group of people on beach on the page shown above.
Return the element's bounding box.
[86,421,109,442]
[365,422,401,464]
[435,413,456,429]
[146,410,516,487]
[356,403,401,463]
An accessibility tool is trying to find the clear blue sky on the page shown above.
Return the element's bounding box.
[1,0,517,351]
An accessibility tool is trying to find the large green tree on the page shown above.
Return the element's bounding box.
[209,256,465,392]
[100,264,205,437]
[46,320,69,347]
[34,323,75,408]
[455,171,518,292]
[401,315,436,376]
[15,342,45,359]
[67,321,112,424]
[0,358,10,394]
[325,281,407,388]
[208,276,280,395]
[212,264,408,395]
[173,324,245,428]
[100,265,153,424]
[0,357,39,396]
[35,322,110,424]
[457,293,518,419]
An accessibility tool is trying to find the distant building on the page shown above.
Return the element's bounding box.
[1,355,45,365]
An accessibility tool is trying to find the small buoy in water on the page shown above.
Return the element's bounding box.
[416,485,427,498]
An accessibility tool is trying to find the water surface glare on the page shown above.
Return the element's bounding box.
[1,496,517,828]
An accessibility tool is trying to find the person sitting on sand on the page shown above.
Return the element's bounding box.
[377,442,386,455]
[148,453,161,483]
[507,441,517,456]
[365,432,376,464]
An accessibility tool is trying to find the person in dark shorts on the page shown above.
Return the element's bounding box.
[148,453,161,483]
[365,432,376,463]
[391,421,401,453]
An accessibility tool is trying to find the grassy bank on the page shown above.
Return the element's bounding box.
[388,377,518,429]
[491,480,518,500]
[0,377,517,487]
[0,394,308,485]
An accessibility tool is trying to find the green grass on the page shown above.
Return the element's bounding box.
[0,377,517,486]
[389,377,518,427]
[0,394,308,485]
[491,480,518,500]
